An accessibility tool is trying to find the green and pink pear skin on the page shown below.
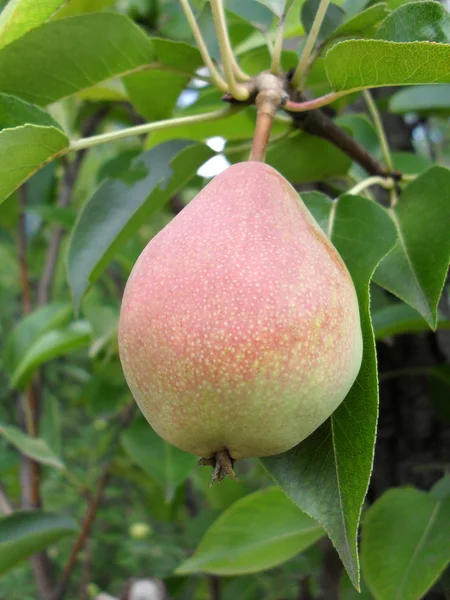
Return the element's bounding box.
[119,162,363,462]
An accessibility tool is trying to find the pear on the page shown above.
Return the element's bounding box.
[119,162,363,475]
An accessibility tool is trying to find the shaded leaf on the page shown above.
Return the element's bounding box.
[227,0,275,30]
[263,193,397,589]
[255,0,294,17]
[121,418,197,502]
[325,40,450,93]
[0,511,76,576]
[67,140,214,310]
[10,321,93,389]
[372,303,450,340]
[0,113,68,204]
[0,423,64,469]
[0,0,66,48]
[361,487,450,600]
[0,13,154,106]
[376,1,450,43]
[390,84,450,114]
[328,3,389,42]
[4,302,72,373]
[374,166,450,329]
[302,0,345,42]
[176,487,323,575]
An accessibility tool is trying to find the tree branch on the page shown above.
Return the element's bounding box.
[0,484,13,515]
[290,101,391,177]
[52,403,135,600]
[38,108,109,306]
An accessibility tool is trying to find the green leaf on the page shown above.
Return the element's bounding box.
[325,40,450,92]
[121,418,197,502]
[53,0,116,18]
[361,487,450,600]
[255,0,293,17]
[302,0,345,42]
[390,84,450,114]
[328,3,389,42]
[227,0,275,30]
[0,93,61,130]
[0,97,68,204]
[0,13,154,106]
[67,140,214,310]
[4,302,73,373]
[0,0,66,48]
[123,39,203,120]
[376,1,450,43]
[10,321,93,389]
[372,303,450,340]
[176,487,324,575]
[263,192,397,589]
[374,166,450,329]
[0,423,64,469]
[0,511,77,576]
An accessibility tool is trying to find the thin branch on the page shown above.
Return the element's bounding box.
[284,90,353,112]
[363,90,393,172]
[178,0,228,91]
[0,484,13,515]
[52,403,135,600]
[52,466,110,600]
[69,107,237,152]
[210,0,250,100]
[17,187,32,314]
[348,175,395,196]
[38,108,110,306]
[288,96,390,177]
[271,11,286,75]
[291,0,330,89]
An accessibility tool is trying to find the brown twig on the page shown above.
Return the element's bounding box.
[52,403,135,600]
[80,538,92,600]
[318,539,343,600]
[0,484,13,515]
[52,466,110,600]
[37,107,109,306]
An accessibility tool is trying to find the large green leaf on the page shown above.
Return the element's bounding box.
[53,0,115,18]
[0,13,154,106]
[121,418,197,502]
[361,487,450,600]
[123,38,203,121]
[0,0,66,48]
[325,40,450,92]
[374,166,450,329]
[0,423,64,469]
[176,487,324,575]
[263,192,397,589]
[390,84,450,114]
[0,511,77,576]
[0,93,68,204]
[67,140,214,310]
[372,303,450,340]
[376,1,450,43]
[4,302,72,373]
[10,321,93,389]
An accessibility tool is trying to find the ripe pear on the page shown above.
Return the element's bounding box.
[119,162,363,471]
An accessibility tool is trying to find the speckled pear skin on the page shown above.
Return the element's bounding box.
[118,162,363,460]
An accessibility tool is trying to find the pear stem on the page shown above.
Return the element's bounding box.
[249,73,287,162]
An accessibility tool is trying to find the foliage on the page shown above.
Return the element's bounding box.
[0,0,449,599]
